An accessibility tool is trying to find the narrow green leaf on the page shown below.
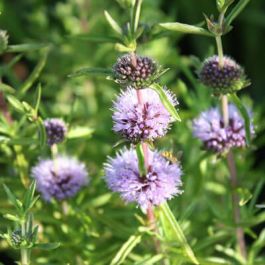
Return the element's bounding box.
[134,254,164,265]
[68,67,113,78]
[6,43,48,53]
[19,47,49,95]
[136,143,146,177]
[31,225,39,243]
[68,34,121,43]
[159,22,213,37]
[3,213,21,222]
[36,118,47,147]
[34,242,60,250]
[23,181,36,211]
[110,234,142,265]
[150,83,181,122]
[236,188,252,206]
[229,93,251,145]
[104,10,123,35]
[3,184,23,212]
[226,0,250,26]
[34,84,42,114]
[115,42,136,52]
[217,0,226,11]
[6,95,25,113]
[159,203,199,265]
[131,0,143,34]
[0,83,15,94]
[67,127,94,139]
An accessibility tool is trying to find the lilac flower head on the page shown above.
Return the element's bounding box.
[104,148,182,210]
[199,55,249,95]
[113,87,177,142]
[192,104,254,153]
[44,118,67,146]
[31,156,88,201]
[113,54,157,88]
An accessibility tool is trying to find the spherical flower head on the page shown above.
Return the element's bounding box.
[199,55,249,95]
[31,156,89,201]
[192,104,254,153]
[0,30,8,54]
[113,54,157,88]
[112,87,177,142]
[104,148,182,210]
[44,118,67,146]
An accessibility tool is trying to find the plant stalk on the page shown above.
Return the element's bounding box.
[136,88,164,262]
[21,220,30,265]
[218,33,247,259]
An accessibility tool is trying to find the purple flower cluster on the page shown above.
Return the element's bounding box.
[104,148,182,210]
[192,104,253,153]
[112,87,177,142]
[199,55,247,94]
[31,156,88,201]
[44,118,67,146]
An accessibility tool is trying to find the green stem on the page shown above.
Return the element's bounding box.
[21,220,30,265]
[215,35,224,67]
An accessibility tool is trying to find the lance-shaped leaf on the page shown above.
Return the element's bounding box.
[34,242,60,250]
[110,234,142,265]
[6,43,48,53]
[34,84,42,114]
[131,0,143,34]
[19,47,49,95]
[68,34,121,43]
[217,0,235,12]
[67,126,94,139]
[68,67,113,78]
[226,0,250,26]
[104,10,123,35]
[150,83,181,122]
[229,93,251,146]
[159,203,199,265]
[6,95,25,113]
[36,118,47,147]
[3,184,23,213]
[0,83,15,94]
[136,143,146,177]
[159,22,213,37]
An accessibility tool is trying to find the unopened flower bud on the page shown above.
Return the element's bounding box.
[113,54,157,88]
[199,55,249,95]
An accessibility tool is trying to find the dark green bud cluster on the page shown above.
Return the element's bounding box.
[113,54,157,88]
[199,55,249,95]
[10,229,23,249]
[0,30,9,54]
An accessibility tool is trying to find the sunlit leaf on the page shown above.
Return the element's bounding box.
[150,83,181,122]
[67,126,94,139]
[104,10,123,35]
[110,234,142,265]
[159,203,199,265]
[159,22,212,37]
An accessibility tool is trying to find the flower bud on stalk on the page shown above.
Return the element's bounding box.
[199,55,249,95]
[113,54,158,88]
